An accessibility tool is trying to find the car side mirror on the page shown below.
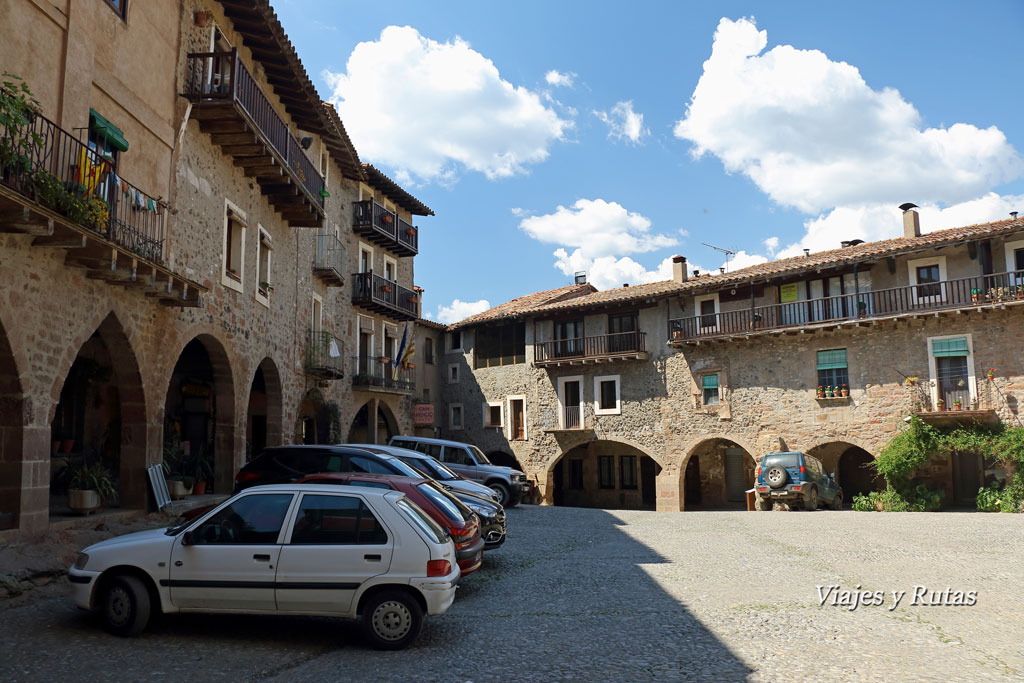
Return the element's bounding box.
[181,530,195,546]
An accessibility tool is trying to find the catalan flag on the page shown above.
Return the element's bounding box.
[392,323,415,379]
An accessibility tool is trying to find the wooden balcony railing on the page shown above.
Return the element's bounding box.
[535,331,647,364]
[669,269,1024,342]
[351,272,419,321]
[312,231,344,286]
[304,331,344,379]
[351,356,416,391]
[353,199,418,256]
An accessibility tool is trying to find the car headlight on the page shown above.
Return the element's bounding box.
[73,553,89,570]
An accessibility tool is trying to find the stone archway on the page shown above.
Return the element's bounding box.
[0,317,24,530]
[347,399,398,445]
[246,357,283,460]
[297,388,335,445]
[680,438,755,510]
[487,450,524,472]
[837,446,883,503]
[163,335,235,495]
[546,439,663,510]
[48,313,147,513]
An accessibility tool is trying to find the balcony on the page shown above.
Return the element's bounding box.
[0,109,203,306]
[669,269,1024,343]
[542,406,593,433]
[351,272,420,321]
[183,50,325,227]
[351,356,416,392]
[534,331,648,367]
[353,199,418,256]
[304,331,344,380]
[312,231,344,287]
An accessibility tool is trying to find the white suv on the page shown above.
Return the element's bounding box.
[68,484,459,649]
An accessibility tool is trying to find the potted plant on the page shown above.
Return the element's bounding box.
[988,367,996,381]
[936,398,946,411]
[913,401,922,413]
[381,284,392,294]
[64,459,116,515]
[162,440,192,500]
[382,214,393,224]
[953,398,962,411]
[825,386,833,398]
[970,397,979,411]
[378,356,390,364]
[194,10,213,27]
[840,384,849,397]
[259,281,274,294]
[187,444,214,495]
[816,386,825,398]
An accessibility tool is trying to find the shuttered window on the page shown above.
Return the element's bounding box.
[817,349,849,391]
[931,337,968,357]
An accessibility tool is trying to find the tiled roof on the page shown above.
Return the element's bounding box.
[363,165,434,216]
[415,318,447,331]
[449,284,596,329]
[528,279,688,315]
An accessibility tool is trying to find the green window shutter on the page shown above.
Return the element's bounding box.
[89,108,130,152]
[816,349,847,370]
[931,337,968,357]
[702,374,719,389]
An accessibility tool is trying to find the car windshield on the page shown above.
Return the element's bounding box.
[468,445,491,465]
[762,453,800,468]
[418,482,474,523]
[396,497,448,544]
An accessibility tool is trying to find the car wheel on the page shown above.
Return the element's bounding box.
[765,466,788,489]
[488,482,511,507]
[100,574,151,637]
[805,487,818,511]
[831,493,843,510]
[361,590,424,650]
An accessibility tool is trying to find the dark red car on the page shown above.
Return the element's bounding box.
[297,473,484,575]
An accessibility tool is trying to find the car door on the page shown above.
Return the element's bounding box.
[275,493,394,614]
[442,446,481,482]
[168,492,294,611]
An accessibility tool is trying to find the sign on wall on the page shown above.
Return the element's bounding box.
[779,283,799,303]
[413,403,435,426]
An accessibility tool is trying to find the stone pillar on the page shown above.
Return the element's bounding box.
[655,470,682,511]
[368,398,379,444]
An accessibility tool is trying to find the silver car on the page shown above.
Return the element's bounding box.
[364,444,501,502]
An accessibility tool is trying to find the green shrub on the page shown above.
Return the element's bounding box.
[977,484,1001,512]
[999,479,1024,514]
[875,416,937,488]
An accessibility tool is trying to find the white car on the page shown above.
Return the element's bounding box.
[68,484,460,650]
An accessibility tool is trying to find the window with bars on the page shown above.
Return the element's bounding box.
[702,374,719,405]
[816,349,849,391]
[620,456,637,490]
[931,337,971,407]
[598,456,615,489]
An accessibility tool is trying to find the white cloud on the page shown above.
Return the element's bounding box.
[674,17,1024,214]
[724,250,768,271]
[762,236,780,256]
[510,207,528,217]
[436,298,491,324]
[519,198,676,259]
[325,26,572,183]
[554,252,675,291]
[545,69,576,88]
[594,100,648,144]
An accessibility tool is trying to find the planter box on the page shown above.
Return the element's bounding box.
[69,489,100,515]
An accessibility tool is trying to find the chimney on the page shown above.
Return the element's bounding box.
[900,203,920,238]
[803,248,810,257]
[672,255,688,282]
[1011,211,1019,220]
[693,269,700,277]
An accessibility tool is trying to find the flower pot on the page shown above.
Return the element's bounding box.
[194,10,212,27]
[841,389,849,397]
[68,489,100,515]
[167,479,191,500]
[60,439,75,454]
[193,481,207,495]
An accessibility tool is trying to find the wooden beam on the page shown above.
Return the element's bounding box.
[211,133,259,146]
[199,120,248,134]
[220,144,267,155]
[234,155,277,168]
[32,234,88,248]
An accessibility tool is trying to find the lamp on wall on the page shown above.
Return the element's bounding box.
[300,136,314,150]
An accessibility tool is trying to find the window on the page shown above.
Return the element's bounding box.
[396,498,448,544]
[701,374,720,405]
[558,376,583,429]
[1005,239,1024,284]
[450,330,463,351]
[508,397,526,440]
[475,323,526,368]
[192,493,292,545]
[608,313,638,352]
[442,445,471,465]
[568,459,584,490]
[594,375,620,415]
[484,402,503,428]
[448,364,460,384]
[86,109,127,198]
[449,404,463,430]
[553,320,583,358]
[422,388,431,402]
[916,264,941,297]
[424,338,434,364]
[816,349,849,392]
[930,336,973,408]
[620,456,637,490]
[908,256,947,303]
[255,227,271,304]
[598,456,615,489]
[102,0,127,20]
[383,256,397,282]
[348,455,397,475]
[291,495,387,545]
[359,242,373,274]
[311,294,323,335]
[695,294,719,331]
[222,202,246,291]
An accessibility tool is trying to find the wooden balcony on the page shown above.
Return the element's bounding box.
[353,199,418,256]
[351,272,419,321]
[0,110,203,306]
[182,50,325,227]
[304,331,344,380]
[534,331,648,367]
[312,231,344,287]
[351,356,416,393]
[669,269,1024,344]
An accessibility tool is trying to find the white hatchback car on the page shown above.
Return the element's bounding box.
[68,484,460,649]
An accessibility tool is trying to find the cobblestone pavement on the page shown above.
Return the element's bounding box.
[1,507,1022,682]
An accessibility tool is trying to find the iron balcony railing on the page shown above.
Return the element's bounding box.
[304,331,344,379]
[0,109,164,262]
[397,215,418,252]
[182,49,324,208]
[351,356,416,391]
[669,268,1024,341]
[352,272,420,319]
[535,331,647,362]
[313,231,345,285]
[353,199,419,255]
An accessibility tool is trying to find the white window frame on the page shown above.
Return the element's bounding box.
[908,255,947,305]
[449,403,464,430]
[357,315,375,358]
[448,363,460,384]
[507,395,527,441]
[221,199,246,293]
[483,401,504,429]
[593,375,621,415]
[694,293,720,332]
[926,333,976,407]
[557,374,584,429]
[358,240,374,274]
[254,225,271,307]
[1004,238,1024,284]
[383,254,398,282]
[382,322,399,361]
[701,373,721,406]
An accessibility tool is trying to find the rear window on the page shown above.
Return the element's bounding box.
[396,497,448,544]
[761,453,800,468]
[417,482,473,523]
[391,439,417,450]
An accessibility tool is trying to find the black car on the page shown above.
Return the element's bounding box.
[234,445,425,492]
[447,489,507,550]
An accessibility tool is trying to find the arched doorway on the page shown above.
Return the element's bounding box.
[346,400,397,445]
[549,440,662,510]
[49,314,147,515]
[682,439,754,509]
[246,358,282,460]
[837,446,882,503]
[297,389,338,445]
[487,450,524,472]
[0,318,24,530]
[163,336,235,495]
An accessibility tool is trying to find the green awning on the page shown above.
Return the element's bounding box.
[89,109,129,152]
[931,337,968,357]
[817,348,847,370]
[702,374,719,389]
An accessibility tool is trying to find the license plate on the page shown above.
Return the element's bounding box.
[771,491,787,497]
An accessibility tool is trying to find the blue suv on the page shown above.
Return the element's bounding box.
[754,451,842,511]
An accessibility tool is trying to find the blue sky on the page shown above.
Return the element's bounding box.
[273,0,1024,322]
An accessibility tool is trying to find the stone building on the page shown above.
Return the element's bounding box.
[439,208,1024,511]
[0,0,431,533]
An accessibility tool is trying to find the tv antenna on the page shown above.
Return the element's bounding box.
[702,242,735,272]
